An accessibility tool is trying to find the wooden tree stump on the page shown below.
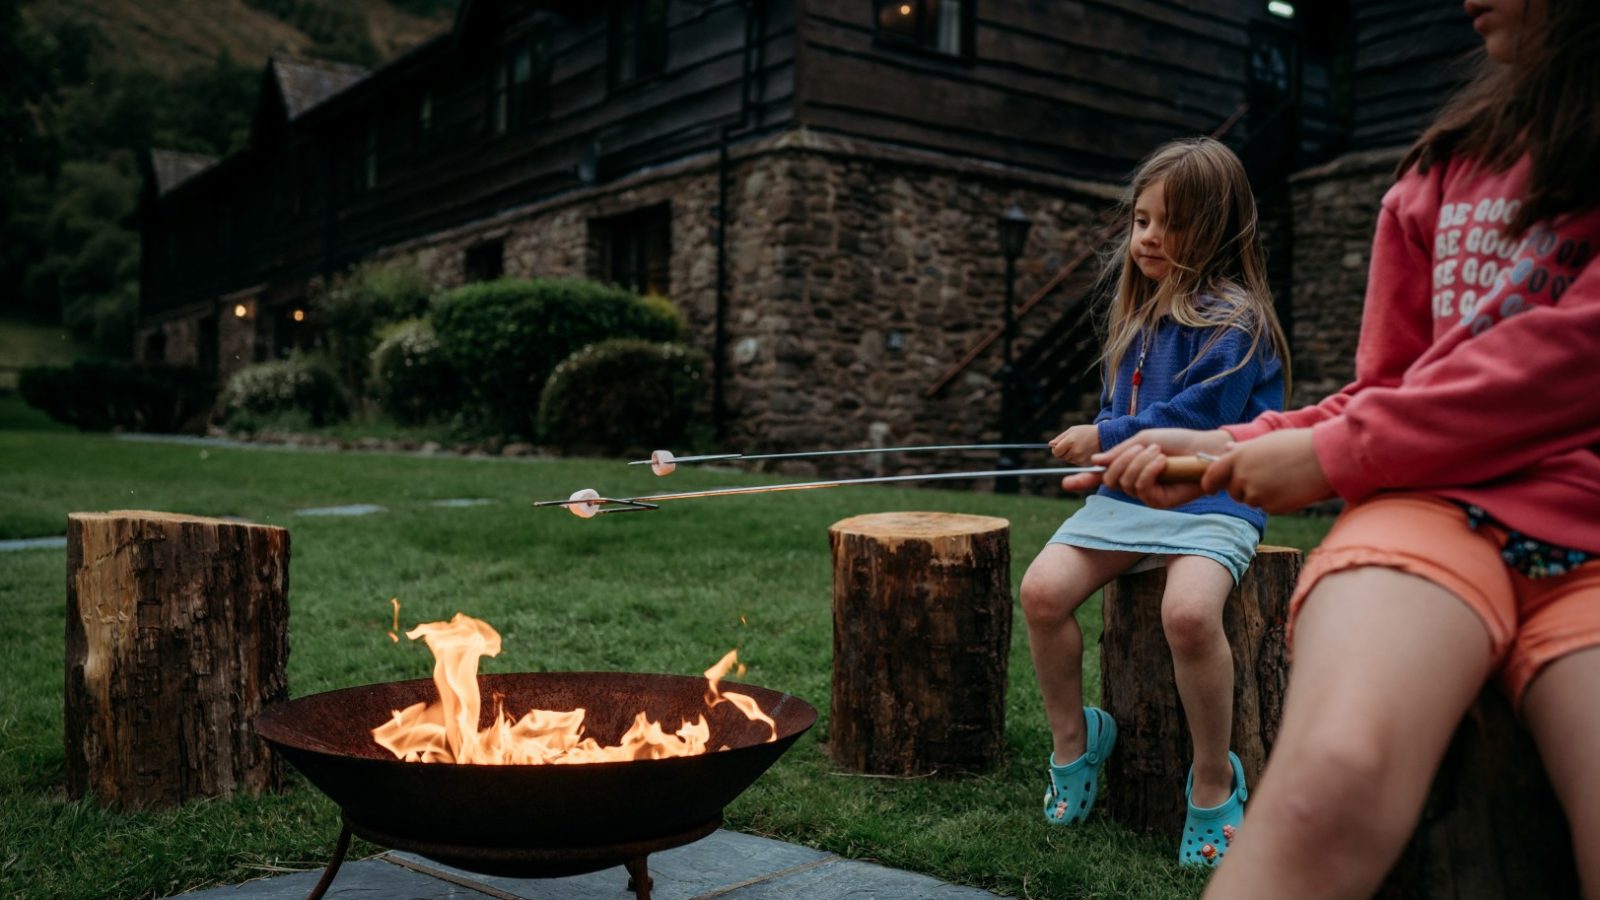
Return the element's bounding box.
[1378,688,1578,898]
[828,511,1011,775]
[1100,545,1301,836]
[65,510,290,810]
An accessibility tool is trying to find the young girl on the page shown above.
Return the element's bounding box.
[1087,1,1600,895]
[1021,136,1289,867]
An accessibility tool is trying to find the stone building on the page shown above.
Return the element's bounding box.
[137,0,1473,470]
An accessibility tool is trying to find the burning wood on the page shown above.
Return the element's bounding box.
[372,613,776,764]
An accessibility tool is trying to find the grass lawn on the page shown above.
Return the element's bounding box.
[0,399,1333,900]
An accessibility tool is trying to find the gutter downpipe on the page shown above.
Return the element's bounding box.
[714,0,763,439]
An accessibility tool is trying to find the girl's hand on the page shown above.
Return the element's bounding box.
[1093,443,1210,508]
[1097,427,1233,461]
[1048,424,1101,465]
[1200,428,1334,514]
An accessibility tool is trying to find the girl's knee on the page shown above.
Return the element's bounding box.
[1161,596,1224,656]
[1020,569,1081,626]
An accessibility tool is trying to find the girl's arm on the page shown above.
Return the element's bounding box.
[1314,263,1600,500]
[1226,183,1437,441]
[1095,326,1267,450]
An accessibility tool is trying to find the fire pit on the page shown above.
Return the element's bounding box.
[256,671,816,900]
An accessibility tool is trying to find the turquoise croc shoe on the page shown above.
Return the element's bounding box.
[1179,750,1247,866]
[1042,707,1117,825]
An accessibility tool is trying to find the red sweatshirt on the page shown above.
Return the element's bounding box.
[1226,155,1600,552]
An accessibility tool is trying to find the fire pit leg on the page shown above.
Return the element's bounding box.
[625,857,653,900]
[305,826,352,900]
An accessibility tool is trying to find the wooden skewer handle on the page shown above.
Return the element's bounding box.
[1156,455,1211,483]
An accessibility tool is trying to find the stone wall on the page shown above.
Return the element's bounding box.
[717,131,1113,476]
[1286,146,1406,406]
[371,129,1119,476]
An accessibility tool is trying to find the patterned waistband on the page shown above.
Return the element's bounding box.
[1460,503,1592,579]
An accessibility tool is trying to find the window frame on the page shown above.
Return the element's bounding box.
[594,204,672,297]
[872,0,976,60]
[607,0,669,91]
[491,35,553,136]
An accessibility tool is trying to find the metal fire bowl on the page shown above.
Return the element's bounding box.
[255,672,816,870]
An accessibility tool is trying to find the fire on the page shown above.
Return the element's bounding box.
[372,613,777,764]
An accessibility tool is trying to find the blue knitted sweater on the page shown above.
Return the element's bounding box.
[1092,315,1285,534]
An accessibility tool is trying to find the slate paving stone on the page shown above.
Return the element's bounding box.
[168,859,484,899]
[387,829,840,899]
[169,830,1002,899]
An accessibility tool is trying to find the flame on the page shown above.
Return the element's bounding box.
[372,613,777,764]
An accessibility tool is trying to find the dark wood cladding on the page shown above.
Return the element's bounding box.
[795,0,1256,182]
[143,0,796,318]
[1349,0,1478,150]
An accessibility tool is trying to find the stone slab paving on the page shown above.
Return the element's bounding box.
[171,829,1000,899]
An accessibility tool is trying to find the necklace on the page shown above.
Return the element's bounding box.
[1128,329,1152,415]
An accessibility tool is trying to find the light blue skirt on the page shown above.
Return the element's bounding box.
[1048,495,1260,584]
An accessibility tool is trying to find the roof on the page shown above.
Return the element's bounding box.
[271,56,371,119]
[148,149,218,195]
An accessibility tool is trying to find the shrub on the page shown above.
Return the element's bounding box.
[219,354,348,429]
[431,278,684,436]
[369,318,462,424]
[18,359,215,432]
[314,259,433,398]
[537,339,708,455]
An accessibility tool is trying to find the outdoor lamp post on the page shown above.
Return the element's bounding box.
[995,203,1032,493]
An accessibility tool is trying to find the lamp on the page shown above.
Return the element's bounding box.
[995,204,1032,493]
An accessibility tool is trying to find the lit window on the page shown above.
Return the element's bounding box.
[875,0,971,57]
[1268,1,1295,18]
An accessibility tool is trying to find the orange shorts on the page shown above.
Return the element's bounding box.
[1290,492,1600,705]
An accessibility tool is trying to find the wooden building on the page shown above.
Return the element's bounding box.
[138,0,1474,462]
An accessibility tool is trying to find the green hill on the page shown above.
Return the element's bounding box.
[21,0,456,75]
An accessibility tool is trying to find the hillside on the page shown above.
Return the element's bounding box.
[21,0,456,75]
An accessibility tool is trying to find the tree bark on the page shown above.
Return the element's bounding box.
[1100,545,1301,836]
[828,511,1011,775]
[1378,687,1578,898]
[65,510,290,810]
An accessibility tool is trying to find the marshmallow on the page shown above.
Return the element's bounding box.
[567,488,602,518]
[650,449,677,477]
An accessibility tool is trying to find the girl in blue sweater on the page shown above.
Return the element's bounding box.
[1022,137,1289,866]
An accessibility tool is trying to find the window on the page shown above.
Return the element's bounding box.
[595,205,671,296]
[415,90,433,157]
[874,0,972,57]
[492,37,552,134]
[608,0,668,89]
[464,238,505,283]
[364,124,378,190]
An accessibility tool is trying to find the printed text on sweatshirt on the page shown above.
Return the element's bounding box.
[1227,155,1600,552]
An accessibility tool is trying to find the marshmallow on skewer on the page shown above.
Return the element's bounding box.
[650,449,677,476]
[567,488,603,518]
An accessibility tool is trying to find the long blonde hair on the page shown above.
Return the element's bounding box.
[1101,137,1290,398]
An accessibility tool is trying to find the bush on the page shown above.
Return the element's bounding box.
[314,259,433,398]
[537,339,708,455]
[18,359,214,432]
[369,317,462,424]
[219,354,348,429]
[431,278,684,436]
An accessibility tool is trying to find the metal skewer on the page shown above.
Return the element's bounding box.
[536,456,1211,518]
[631,444,1053,476]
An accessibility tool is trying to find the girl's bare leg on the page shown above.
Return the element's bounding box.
[1522,646,1600,898]
[1202,566,1493,900]
[1161,555,1236,808]
[1020,543,1144,762]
